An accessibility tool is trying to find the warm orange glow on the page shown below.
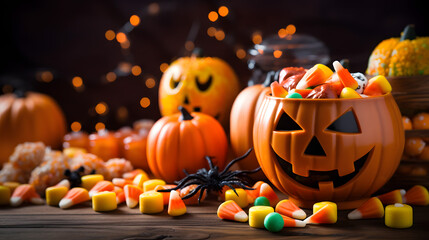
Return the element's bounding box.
[120,40,130,49]
[2,84,13,93]
[148,2,160,15]
[71,121,82,132]
[215,30,225,41]
[105,30,115,41]
[236,49,246,59]
[130,15,140,26]
[207,27,216,37]
[145,77,156,88]
[116,32,127,43]
[286,24,296,35]
[278,28,287,38]
[185,41,195,51]
[116,106,128,122]
[106,72,117,82]
[95,102,108,115]
[257,49,264,55]
[140,97,150,108]
[160,63,169,72]
[252,32,262,44]
[40,71,54,83]
[95,122,106,131]
[119,62,132,73]
[72,76,83,87]
[131,65,142,76]
[208,11,219,22]
[218,6,229,17]
[273,50,283,58]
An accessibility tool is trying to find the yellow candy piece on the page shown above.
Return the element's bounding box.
[385,203,413,228]
[340,87,362,99]
[92,191,117,212]
[364,75,392,96]
[0,185,11,205]
[315,63,334,79]
[133,173,150,188]
[305,202,337,224]
[313,201,337,214]
[45,186,68,206]
[249,206,274,228]
[139,191,164,214]
[143,179,166,192]
[81,174,104,191]
[3,182,20,193]
[225,188,248,208]
[63,147,87,158]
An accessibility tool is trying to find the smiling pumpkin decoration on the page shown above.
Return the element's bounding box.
[253,92,404,209]
[159,51,240,129]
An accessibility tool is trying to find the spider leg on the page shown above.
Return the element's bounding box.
[222,180,254,191]
[158,179,202,192]
[181,184,204,200]
[205,156,215,170]
[222,176,252,187]
[220,167,261,179]
[197,186,207,204]
[183,169,190,176]
[174,174,206,186]
[219,148,253,176]
[222,182,238,196]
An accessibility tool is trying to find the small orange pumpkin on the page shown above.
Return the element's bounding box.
[147,106,228,183]
[0,92,66,165]
[158,53,240,128]
[253,92,404,209]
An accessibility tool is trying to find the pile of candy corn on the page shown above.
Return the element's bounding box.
[271,61,392,99]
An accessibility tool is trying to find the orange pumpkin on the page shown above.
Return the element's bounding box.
[147,106,228,183]
[158,54,240,128]
[0,92,66,165]
[253,93,404,209]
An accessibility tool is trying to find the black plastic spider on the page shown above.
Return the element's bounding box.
[64,166,96,188]
[158,148,261,203]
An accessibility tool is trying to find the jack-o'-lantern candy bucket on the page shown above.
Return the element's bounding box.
[253,92,404,209]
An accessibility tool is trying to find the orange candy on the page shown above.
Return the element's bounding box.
[304,204,337,224]
[114,126,134,157]
[270,81,288,98]
[112,178,134,188]
[89,181,114,198]
[59,187,90,209]
[402,116,413,130]
[296,64,329,89]
[168,190,187,216]
[217,200,248,222]
[333,61,358,90]
[180,184,207,205]
[377,189,405,205]
[245,181,265,204]
[412,113,429,130]
[124,184,143,208]
[155,184,177,205]
[113,186,125,204]
[363,75,392,96]
[88,130,119,161]
[259,183,279,207]
[348,197,384,219]
[123,134,150,171]
[280,214,306,227]
[63,131,89,150]
[403,185,429,206]
[10,184,44,207]
[405,138,426,156]
[275,199,306,220]
[123,169,145,180]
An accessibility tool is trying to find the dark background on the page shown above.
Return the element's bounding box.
[1,0,428,132]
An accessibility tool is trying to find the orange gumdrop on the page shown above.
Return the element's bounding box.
[412,113,429,130]
[402,116,413,130]
[114,127,134,157]
[63,131,89,150]
[123,134,149,171]
[271,81,288,98]
[88,130,120,161]
[405,138,426,157]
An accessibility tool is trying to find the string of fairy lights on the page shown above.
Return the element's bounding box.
[1,2,297,133]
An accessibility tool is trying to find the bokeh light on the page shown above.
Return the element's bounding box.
[286,24,296,35]
[37,71,53,83]
[207,27,216,37]
[116,32,127,43]
[160,63,169,72]
[278,28,287,38]
[215,30,225,41]
[116,106,129,122]
[273,50,283,58]
[236,49,246,59]
[105,30,115,41]
[208,11,219,22]
[95,122,106,131]
[106,72,117,82]
[145,77,156,88]
[130,15,140,26]
[71,121,82,132]
[131,65,142,76]
[72,76,83,88]
[95,102,108,115]
[148,2,160,15]
[140,97,150,108]
[252,32,262,44]
[218,6,229,17]
[185,41,195,51]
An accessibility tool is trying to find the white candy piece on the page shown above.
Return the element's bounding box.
[351,72,368,94]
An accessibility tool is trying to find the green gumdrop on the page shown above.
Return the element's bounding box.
[286,92,303,98]
[264,212,284,232]
[254,196,270,206]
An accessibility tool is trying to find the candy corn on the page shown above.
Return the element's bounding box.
[333,61,358,90]
[124,184,143,208]
[348,197,384,220]
[55,179,71,189]
[59,187,90,209]
[377,189,405,205]
[280,214,306,227]
[155,184,177,205]
[275,199,306,220]
[225,188,248,208]
[245,181,264,204]
[10,184,41,207]
[340,87,362,99]
[81,174,104,191]
[2,182,20,193]
[92,191,117,212]
[271,81,288,98]
[259,183,279,207]
[180,184,207,205]
[168,190,187,216]
[385,203,413,228]
[313,201,337,214]
[403,185,429,206]
[363,75,392,96]
[89,181,114,198]
[139,191,164,214]
[0,186,11,205]
[112,178,134,188]
[46,186,69,206]
[123,169,145,180]
[296,64,330,89]
[305,204,337,224]
[143,179,166,192]
[133,172,150,188]
[113,186,125,204]
[217,200,248,222]
[325,73,343,95]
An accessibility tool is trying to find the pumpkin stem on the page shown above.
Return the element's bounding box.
[400,24,416,41]
[191,48,204,58]
[178,106,194,121]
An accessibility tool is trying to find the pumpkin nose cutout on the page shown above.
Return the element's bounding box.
[304,136,326,156]
[183,95,190,105]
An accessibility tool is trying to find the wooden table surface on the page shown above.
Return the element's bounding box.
[1,190,428,240]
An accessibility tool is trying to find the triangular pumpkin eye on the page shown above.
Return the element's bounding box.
[275,111,303,131]
[326,110,361,133]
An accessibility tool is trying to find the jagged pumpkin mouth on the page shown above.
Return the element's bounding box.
[275,147,373,189]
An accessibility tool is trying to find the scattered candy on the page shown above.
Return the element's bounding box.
[402,116,413,130]
[385,203,413,228]
[132,172,150,188]
[88,130,120,161]
[63,147,87,158]
[305,203,337,224]
[350,72,368,94]
[10,184,39,207]
[377,189,405,205]
[264,212,284,232]
[45,186,68,206]
[113,186,125,204]
[59,187,90,209]
[180,184,207,205]
[168,190,187,217]
[275,199,306,220]
[403,185,429,206]
[412,112,429,130]
[363,75,392,96]
[271,81,288,98]
[254,196,271,206]
[280,214,306,228]
[217,200,248,222]
[286,92,303,99]
[313,201,337,214]
[0,185,11,205]
[155,184,177,205]
[139,191,164,214]
[63,131,89,150]
[340,87,362,99]
[279,67,307,91]
[89,180,114,198]
[55,179,71,189]
[292,89,311,98]
[245,181,264,204]
[249,206,274,228]
[348,197,384,220]
[112,178,134,188]
[333,60,358,90]
[104,158,133,179]
[123,169,145,180]
[81,174,104,191]
[143,179,166,192]
[405,138,426,156]
[296,64,330,89]
[2,182,20,193]
[92,191,117,212]
[225,188,248,208]
[306,84,337,99]
[124,184,143,208]
[259,183,279,207]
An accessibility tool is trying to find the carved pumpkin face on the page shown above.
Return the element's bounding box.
[253,93,404,209]
[159,56,240,128]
